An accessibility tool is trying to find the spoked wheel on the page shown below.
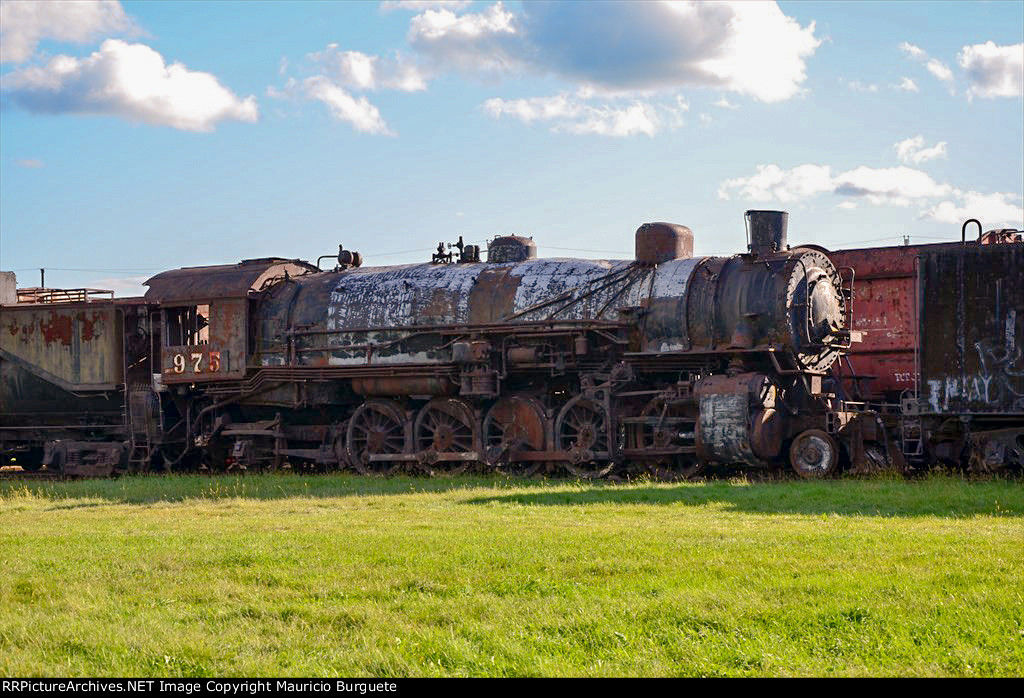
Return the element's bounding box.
[789,429,839,478]
[414,398,478,476]
[332,421,352,472]
[347,400,409,476]
[639,397,704,480]
[556,396,614,479]
[483,396,547,477]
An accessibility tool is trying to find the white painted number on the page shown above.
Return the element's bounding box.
[171,351,222,375]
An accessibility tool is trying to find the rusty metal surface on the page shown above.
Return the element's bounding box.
[657,248,846,372]
[145,258,317,303]
[160,298,247,383]
[352,376,456,396]
[43,440,127,477]
[256,257,664,370]
[15,288,114,304]
[0,272,15,305]
[483,395,548,460]
[694,373,780,466]
[788,429,839,478]
[1,302,123,390]
[635,222,693,264]
[249,236,847,379]
[487,236,537,263]
[829,242,963,399]
[324,258,646,328]
[919,243,1024,415]
[746,210,788,256]
[967,427,1024,471]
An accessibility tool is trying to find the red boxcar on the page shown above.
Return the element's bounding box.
[829,230,1022,404]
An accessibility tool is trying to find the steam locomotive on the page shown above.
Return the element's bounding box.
[2,210,1018,477]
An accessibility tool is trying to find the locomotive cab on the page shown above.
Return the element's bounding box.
[145,258,317,385]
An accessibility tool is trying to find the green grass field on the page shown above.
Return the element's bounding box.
[1,474,1022,677]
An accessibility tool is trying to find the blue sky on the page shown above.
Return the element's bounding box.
[1,0,1021,296]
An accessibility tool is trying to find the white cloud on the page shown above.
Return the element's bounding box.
[303,76,394,135]
[833,166,952,206]
[90,275,150,298]
[16,158,43,168]
[713,97,738,109]
[0,0,135,64]
[722,160,1019,226]
[719,163,952,208]
[894,136,948,164]
[958,41,1023,99]
[718,164,834,202]
[482,94,578,123]
[893,77,919,92]
[408,1,820,102]
[925,58,954,83]
[308,44,427,92]
[690,2,820,102]
[561,102,662,137]
[923,191,1024,227]
[845,80,878,93]
[482,93,683,137]
[272,43,428,134]
[408,1,520,74]
[899,40,954,90]
[380,1,471,12]
[899,42,926,60]
[1,39,258,131]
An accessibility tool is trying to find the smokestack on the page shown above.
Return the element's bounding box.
[745,210,788,256]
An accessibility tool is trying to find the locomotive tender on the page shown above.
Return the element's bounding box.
[831,223,1024,472]
[3,209,968,478]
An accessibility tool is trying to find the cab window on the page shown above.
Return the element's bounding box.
[165,305,209,346]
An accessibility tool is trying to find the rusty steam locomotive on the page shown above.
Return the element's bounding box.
[2,210,1018,477]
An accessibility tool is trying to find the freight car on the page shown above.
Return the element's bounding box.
[828,222,1024,472]
[0,282,155,475]
[3,210,880,478]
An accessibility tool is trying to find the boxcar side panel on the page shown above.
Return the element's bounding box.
[919,244,1024,415]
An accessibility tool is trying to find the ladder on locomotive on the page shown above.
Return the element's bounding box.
[898,392,924,459]
[125,384,158,470]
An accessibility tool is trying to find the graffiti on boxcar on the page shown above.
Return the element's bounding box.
[974,309,1023,410]
[926,374,995,412]
[926,309,1023,412]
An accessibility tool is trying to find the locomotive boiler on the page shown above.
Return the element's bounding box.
[129,210,858,478]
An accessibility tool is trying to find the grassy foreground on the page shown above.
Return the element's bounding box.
[0,474,1022,677]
